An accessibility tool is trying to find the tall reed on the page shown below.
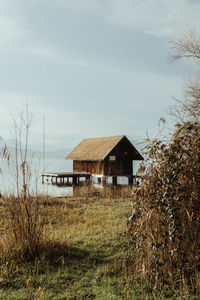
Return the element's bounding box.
[0,104,46,261]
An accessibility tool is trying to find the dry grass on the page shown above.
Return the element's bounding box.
[72,184,135,199]
[0,194,134,299]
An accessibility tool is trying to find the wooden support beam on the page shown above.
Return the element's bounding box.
[73,176,77,185]
[128,176,133,185]
[112,176,117,185]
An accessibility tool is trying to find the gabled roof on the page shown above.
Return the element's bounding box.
[66,135,143,161]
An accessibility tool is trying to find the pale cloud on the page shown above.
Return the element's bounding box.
[103,0,200,37]
[55,0,103,11]
[0,15,23,45]
[0,0,197,149]
[56,0,200,37]
[23,43,94,69]
[0,2,26,46]
[0,0,199,47]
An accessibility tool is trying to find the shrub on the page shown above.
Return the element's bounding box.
[125,122,200,295]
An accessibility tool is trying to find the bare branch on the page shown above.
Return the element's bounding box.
[170,29,200,62]
[169,30,200,123]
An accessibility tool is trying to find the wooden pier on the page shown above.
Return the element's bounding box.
[42,172,142,187]
[42,172,91,186]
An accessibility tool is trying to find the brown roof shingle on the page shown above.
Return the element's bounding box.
[66,135,143,161]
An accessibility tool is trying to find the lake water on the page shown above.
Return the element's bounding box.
[0,157,73,197]
[0,157,141,197]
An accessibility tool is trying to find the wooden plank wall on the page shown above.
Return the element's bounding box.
[73,158,132,176]
[104,157,132,176]
[73,160,105,175]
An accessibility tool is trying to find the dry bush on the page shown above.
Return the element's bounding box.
[125,122,200,295]
[1,195,45,261]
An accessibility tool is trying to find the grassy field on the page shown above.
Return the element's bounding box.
[0,194,136,300]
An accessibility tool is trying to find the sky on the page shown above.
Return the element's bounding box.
[0,0,199,151]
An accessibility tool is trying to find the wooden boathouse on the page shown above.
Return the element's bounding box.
[66,135,143,185]
[42,135,143,186]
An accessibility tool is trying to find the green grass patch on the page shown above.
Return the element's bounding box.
[0,196,135,299]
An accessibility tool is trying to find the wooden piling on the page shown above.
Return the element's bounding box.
[128,176,133,185]
[72,176,77,185]
[112,176,117,185]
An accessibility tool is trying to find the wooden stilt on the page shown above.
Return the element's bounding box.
[128,176,133,185]
[73,176,77,185]
[112,176,117,185]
